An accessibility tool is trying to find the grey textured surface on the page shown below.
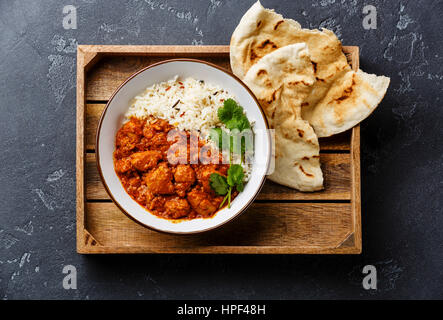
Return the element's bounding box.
[0,0,442,300]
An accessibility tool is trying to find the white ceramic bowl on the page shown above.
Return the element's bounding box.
[96,59,271,234]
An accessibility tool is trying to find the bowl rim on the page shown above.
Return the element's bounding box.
[95,58,271,235]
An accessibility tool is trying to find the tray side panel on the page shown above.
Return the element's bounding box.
[351,125,362,253]
[76,48,86,252]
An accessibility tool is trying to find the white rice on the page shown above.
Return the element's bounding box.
[126,76,234,138]
[125,76,253,181]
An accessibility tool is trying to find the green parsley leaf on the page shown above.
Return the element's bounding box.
[210,165,245,208]
[209,173,228,196]
[227,164,244,189]
[217,99,238,123]
[217,99,250,132]
[209,99,250,202]
[237,116,251,132]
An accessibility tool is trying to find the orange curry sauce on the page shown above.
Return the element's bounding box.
[113,117,235,220]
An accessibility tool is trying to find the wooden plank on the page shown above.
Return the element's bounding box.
[350,125,362,253]
[79,44,231,56]
[85,103,103,150]
[85,152,350,201]
[85,103,350,151]
[318,131,351,151]
[86,55,231,101]
[78,245,360,254]
[83,202,353,254]
[76,47,86,252]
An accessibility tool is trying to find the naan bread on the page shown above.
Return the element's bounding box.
[243,44,323,191]
[231,1,390,137]
[301,69,390,137]
[230,2,347,81]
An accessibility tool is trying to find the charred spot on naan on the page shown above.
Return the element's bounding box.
[266,90,278,104]
[250,49,259,62]
[258,39,278,49]
[297,129,304,138]
[299,164,314,177]
[257,98,276,120]
[274,20,284,30]
[248,40,279,64]
[257,69,267,76]
[311,61,318,74]
[287,80,311,86]
[336,76,356,103]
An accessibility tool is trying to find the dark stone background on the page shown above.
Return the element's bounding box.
[0,0,442,299]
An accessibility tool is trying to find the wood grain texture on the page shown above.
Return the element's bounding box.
[82,202,354,254]
[350,125,362,253]
[85,152,351,201]
[76,45,361,254]
[76,47,86,251]
[86,55,230,101]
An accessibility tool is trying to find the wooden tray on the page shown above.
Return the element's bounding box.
[76,45,361,254]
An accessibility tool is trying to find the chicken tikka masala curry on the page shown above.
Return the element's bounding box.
[114,117,236,220]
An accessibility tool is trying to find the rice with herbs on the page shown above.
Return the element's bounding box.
[126,76,235,138]
[125,76,253,181]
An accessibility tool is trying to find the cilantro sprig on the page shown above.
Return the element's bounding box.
[209,173,228,196]
[210,99,253,161]
[218,99,251,132]
[209,164,245,209]
[208,99,251,208]
[227,164,244,192]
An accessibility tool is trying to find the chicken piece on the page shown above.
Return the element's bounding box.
[115,119,143,157]
[150,132,169,149]
[122,118,144,133]
[115,157,132,173]
[130,150,162,172]
[174,165,196,183]
[164,197,191,219]
[148,196,166,212]
[195,164,224,193]
[153,118,171,131]
[125,175,141,195]
[142,125,155,139]
[187,187,222,217]
[174,182,192,197]
[144,163,175,195]
[171,165,196,196]
[134,184,154,205]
